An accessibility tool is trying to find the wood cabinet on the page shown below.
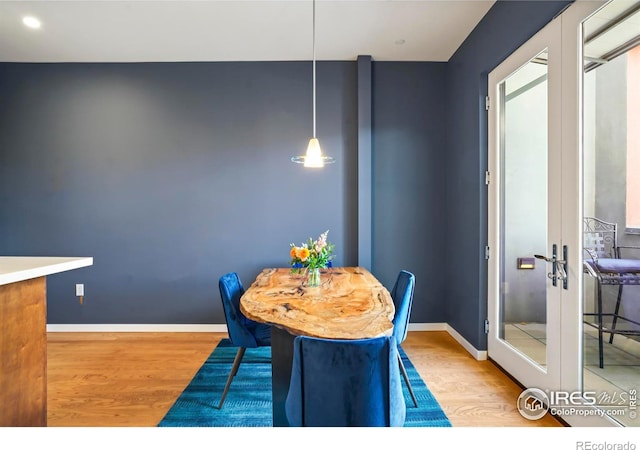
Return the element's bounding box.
[0,257,93,426]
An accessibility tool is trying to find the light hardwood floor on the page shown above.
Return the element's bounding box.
[46,330,563,427]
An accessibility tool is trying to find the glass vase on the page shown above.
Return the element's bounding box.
[306,267,321,287]
[290,263,305,278]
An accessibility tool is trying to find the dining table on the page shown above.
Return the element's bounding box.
[239,266,395,427]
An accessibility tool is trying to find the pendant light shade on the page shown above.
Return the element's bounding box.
[291,0,335,168]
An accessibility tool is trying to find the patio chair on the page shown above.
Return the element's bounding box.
[583,217,640,368]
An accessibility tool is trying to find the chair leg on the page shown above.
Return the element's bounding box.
[397,353,418,408]
[217,347,247,409]
[608,284,624,345]
[597,283,604,369]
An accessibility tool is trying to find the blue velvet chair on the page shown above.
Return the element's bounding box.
[217,272,271,409]
[391,270,418,407]
[285,335,406,427]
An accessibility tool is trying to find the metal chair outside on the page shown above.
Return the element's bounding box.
[583,217,640,368]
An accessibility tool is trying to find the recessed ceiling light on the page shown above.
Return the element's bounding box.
[22,16,41,29]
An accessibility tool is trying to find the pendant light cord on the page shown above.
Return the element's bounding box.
[312,0,316,138]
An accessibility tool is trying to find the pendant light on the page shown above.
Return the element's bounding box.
[291,0,335,168]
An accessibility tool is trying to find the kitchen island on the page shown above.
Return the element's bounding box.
[0,256,93,426]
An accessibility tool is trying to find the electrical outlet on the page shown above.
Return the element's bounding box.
[76,284,84,296]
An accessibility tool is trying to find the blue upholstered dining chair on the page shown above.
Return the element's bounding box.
[217,272,271,409]
[391,269,418,407]
[285,335,406,427]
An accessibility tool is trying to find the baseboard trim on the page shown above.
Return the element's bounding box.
[407,322,488,360]
[407,323,447,331]
[445,324,488,361]
[48,323,449,333]
[46,322,488,360]
[46,324,228,332]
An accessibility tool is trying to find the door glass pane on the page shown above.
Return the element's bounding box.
[499,50,549,368]
[582,0,640,427]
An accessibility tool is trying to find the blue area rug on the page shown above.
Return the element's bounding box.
[158,338,452,427]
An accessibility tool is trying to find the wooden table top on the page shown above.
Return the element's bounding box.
[240,266,394,339]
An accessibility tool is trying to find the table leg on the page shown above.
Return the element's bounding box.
[270,326,295,427]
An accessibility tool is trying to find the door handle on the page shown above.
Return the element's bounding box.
[534,244,568,289]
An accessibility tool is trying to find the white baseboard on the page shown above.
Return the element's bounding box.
[408,322,487,360]
[46,324,228,332]
[47,322,488,360]
[407,322,447,331]
[445,324,488,361]
[48,322,449,333]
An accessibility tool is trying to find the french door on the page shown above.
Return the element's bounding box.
[487,16,563,392]
[488,1,609,425]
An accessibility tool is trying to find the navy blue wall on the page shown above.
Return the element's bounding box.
[445,0,571,350]
[0,61,357,324]
[0,60,446,325]
[372,62,448,323]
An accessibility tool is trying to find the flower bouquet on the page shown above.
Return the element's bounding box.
[289,230,335,286]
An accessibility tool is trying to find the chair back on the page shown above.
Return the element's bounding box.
[390,270,415,346]
[218,272,258,348]
[285,335,406,427]
[584,217,618,260]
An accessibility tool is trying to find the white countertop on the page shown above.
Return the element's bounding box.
[0,257,93,286]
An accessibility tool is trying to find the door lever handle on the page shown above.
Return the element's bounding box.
[535,245,568,289]
[534,254,566,269]
[555,260,567,281]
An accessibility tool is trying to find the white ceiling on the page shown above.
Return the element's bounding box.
[0,0,496,63]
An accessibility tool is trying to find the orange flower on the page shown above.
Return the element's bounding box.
[298,247,310,262]
[290,247,298,259]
